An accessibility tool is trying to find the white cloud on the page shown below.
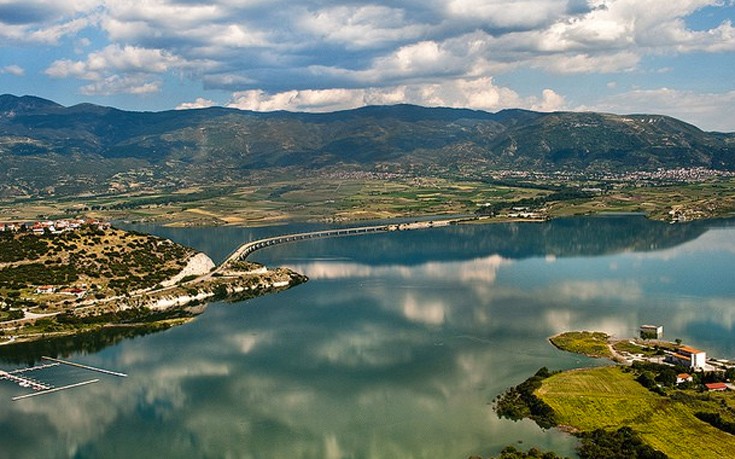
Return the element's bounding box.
[46,44,188,79]
[45,59,95,79]
[203,74,256,90]
[531,88,567,111]
[446,0,570,29]
[297,5,428,50]
[88,44,187,74]
[176,97,218,110]
[3,0,734,127]
[226,77,529,112]
[101,1,268,49]
[0,1,97,44]
[45,44,215,95]
[80,75,162,96]
[1,65,25,76]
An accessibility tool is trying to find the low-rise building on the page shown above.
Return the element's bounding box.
[640,324,664,339]
[705,382,728,392]
[35,285,56,294]
[676,373,693,384]
[666,345,707,370]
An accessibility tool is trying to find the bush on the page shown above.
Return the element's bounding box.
[577,427,668,459]
[495,367,558,429]
[695,412,735,435]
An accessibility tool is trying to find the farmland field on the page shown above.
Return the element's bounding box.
[537,366,735,459]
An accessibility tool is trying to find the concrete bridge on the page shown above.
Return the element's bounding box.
[218,218,460,269]
[220,224,396,267]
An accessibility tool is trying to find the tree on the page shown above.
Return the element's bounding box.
[655,367,677,387]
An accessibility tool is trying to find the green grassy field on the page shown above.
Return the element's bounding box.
[549,331,612,358]
[537,366,735,458]
[612,339,663,357]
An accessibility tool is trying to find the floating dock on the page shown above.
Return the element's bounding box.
[1,356,127,400]
[41,356,128,378]
[11,379,99,401]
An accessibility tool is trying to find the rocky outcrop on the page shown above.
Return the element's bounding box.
[160,252,216,287]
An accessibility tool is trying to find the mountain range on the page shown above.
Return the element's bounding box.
[1,94,734,198]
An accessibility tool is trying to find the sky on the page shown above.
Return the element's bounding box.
[1,0,734,132]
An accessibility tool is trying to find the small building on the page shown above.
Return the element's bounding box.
[676,373,693,384]
[666,345,707,370]
[35,285,56,294]
[640,325,664,339]
[705,382,728,392]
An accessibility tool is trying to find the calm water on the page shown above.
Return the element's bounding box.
[2,215,735,458]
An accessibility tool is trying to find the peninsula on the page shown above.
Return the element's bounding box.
[0,216,462,345]
[0,220,306,345]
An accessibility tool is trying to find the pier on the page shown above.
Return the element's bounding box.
[11,379,99,401]
[0,369,53,391]
[1,357,127,400]
[41,356,128,378]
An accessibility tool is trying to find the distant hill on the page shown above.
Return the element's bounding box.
[1,94,734,198]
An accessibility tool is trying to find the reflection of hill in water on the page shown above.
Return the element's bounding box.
[124,215,735,266]
[256,216,732,266]
[0,326,164,365]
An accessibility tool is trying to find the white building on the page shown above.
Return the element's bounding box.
[667,345,707,370]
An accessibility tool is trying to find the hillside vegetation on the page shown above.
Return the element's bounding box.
[0,226,195,315]
[2,95,734,201]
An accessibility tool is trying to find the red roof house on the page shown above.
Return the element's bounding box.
[705,382,728,391]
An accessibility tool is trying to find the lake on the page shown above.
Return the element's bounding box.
[1,215,735,458]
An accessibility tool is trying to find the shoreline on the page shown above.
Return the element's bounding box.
[2,210,732,349]
[0,226,308,347]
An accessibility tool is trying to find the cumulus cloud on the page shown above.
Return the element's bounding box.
[79,75,162,96]
[531,89,567,111]
[4,0,735,125]
[225,77,530,112]
[0,1,97,44]
[445,0,575,30]
[1,65,25,76]
[297,5,428,50]
[176,97,218,110]
[45,44,214,95]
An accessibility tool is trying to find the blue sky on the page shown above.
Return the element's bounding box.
[1,0,734,131]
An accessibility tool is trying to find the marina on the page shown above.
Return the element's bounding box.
[0,357,126,400]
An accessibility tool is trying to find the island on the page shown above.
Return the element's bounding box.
[0,219,306,345]
[493,331,735,459]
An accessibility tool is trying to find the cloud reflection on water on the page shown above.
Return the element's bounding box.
[287,254,509,284]
[3,218,735,458]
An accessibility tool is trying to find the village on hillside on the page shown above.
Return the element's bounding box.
[0,218,110,235]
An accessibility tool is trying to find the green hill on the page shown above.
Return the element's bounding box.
[1,94,734,198]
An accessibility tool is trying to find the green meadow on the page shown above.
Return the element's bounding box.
[549,331,612,359]
[537,366,735,459]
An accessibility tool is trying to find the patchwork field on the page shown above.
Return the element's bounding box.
[2,176,735,227]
